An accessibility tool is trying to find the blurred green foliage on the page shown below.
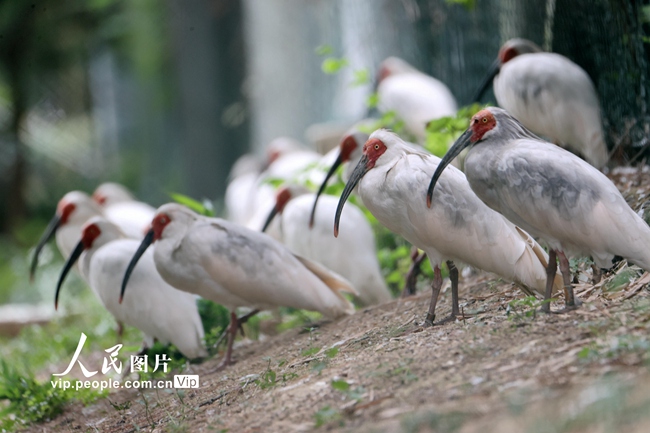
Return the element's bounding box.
[0,360,105,431]
[424,103,485,157]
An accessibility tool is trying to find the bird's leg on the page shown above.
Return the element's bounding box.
[434,261,460,325]
[541,249,557,314]
[236,309,260,337]
[402,248,427,297]
[424,265,443,326]
[591,264,602,284]
[558,251,580,309]
[215,311,239,371]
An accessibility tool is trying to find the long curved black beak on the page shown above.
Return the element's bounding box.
[30,214,62,281]
[261,205,279,233]
[334,155,369,237]
[427,129,473,208]
[309,153,344,228]
[55,240,84,310]
[471,58,500,103]
[120,229,154,303]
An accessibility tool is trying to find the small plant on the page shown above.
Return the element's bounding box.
[506,296,552,321]
[253,358,299,389]
[301,346,320,357]
[314,405,342,428]
[324,347,339,358]
[0,361,104,431]
[390,360,419,385]
[331,379,365,401]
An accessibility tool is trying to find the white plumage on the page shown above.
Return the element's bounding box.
[337,129,561,323]
[377,57,458,144]
[56,217,207,359]
[428,107,650,311]
[479,38,608,168]
[122,203,357,368]
[264,185,392,306]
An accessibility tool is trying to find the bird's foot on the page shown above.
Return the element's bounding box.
[208,357,234,374]
[433,313,457,326]
[538,303,552,315]
[423,312,435,327]
[552,299,582,314]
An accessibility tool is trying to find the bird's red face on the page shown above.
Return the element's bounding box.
[152,212,172,241]
[469,110,497,142]
[339,135,358,163]
[56,201,76,225]
[92,191,107,205]
[498,45,519,64]
[377,64,392,84]
[275,186,292,213]
[362,138,388,170]
[81,223,101,249]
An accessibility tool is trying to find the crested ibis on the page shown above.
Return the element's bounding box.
[428,107,650,312]
[337,129,561,325]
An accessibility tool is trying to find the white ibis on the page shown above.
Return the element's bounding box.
[377,57,458,144]
[92,182,156,238]
[262,184,392,306]
[121,203,357,369]
[474,38,608,168]
[336,129,561,325]
[428,107,650,312]
[56,217,207,359]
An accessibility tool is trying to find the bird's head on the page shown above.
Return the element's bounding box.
[426,108,499,207]
[498,38,543,64]
[334,130,397,237]
[92,182,135,207]
[54,217,122,311]
[376,56,417,83]
[472,38,542,103]
[262,184,309,232]
[308,131,367,228]
[30,191,101,281]
[121,203,196,303]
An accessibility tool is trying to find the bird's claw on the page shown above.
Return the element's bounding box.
[433,314,457,325]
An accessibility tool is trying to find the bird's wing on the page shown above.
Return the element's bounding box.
[474,139,636,254]
[189,220,355,317]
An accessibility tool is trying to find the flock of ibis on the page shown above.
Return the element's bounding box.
[30,39,650,370]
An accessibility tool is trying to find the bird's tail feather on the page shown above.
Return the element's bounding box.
[293,254,357,316]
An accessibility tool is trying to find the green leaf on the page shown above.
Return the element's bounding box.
[331,379,350,392]
[169,193,215,216]
[366,92,379,109]
[325,347,339,358]
[301,347,320,357]
[351,68,370,86]
[314,405,341,428]
[321,57,349,74]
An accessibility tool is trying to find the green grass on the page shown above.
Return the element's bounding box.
[0,360,106,431]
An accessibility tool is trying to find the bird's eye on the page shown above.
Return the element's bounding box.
[374,144,380,150]
[482,117,488,123]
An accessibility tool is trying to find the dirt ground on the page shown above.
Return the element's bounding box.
[22,167,650,433]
